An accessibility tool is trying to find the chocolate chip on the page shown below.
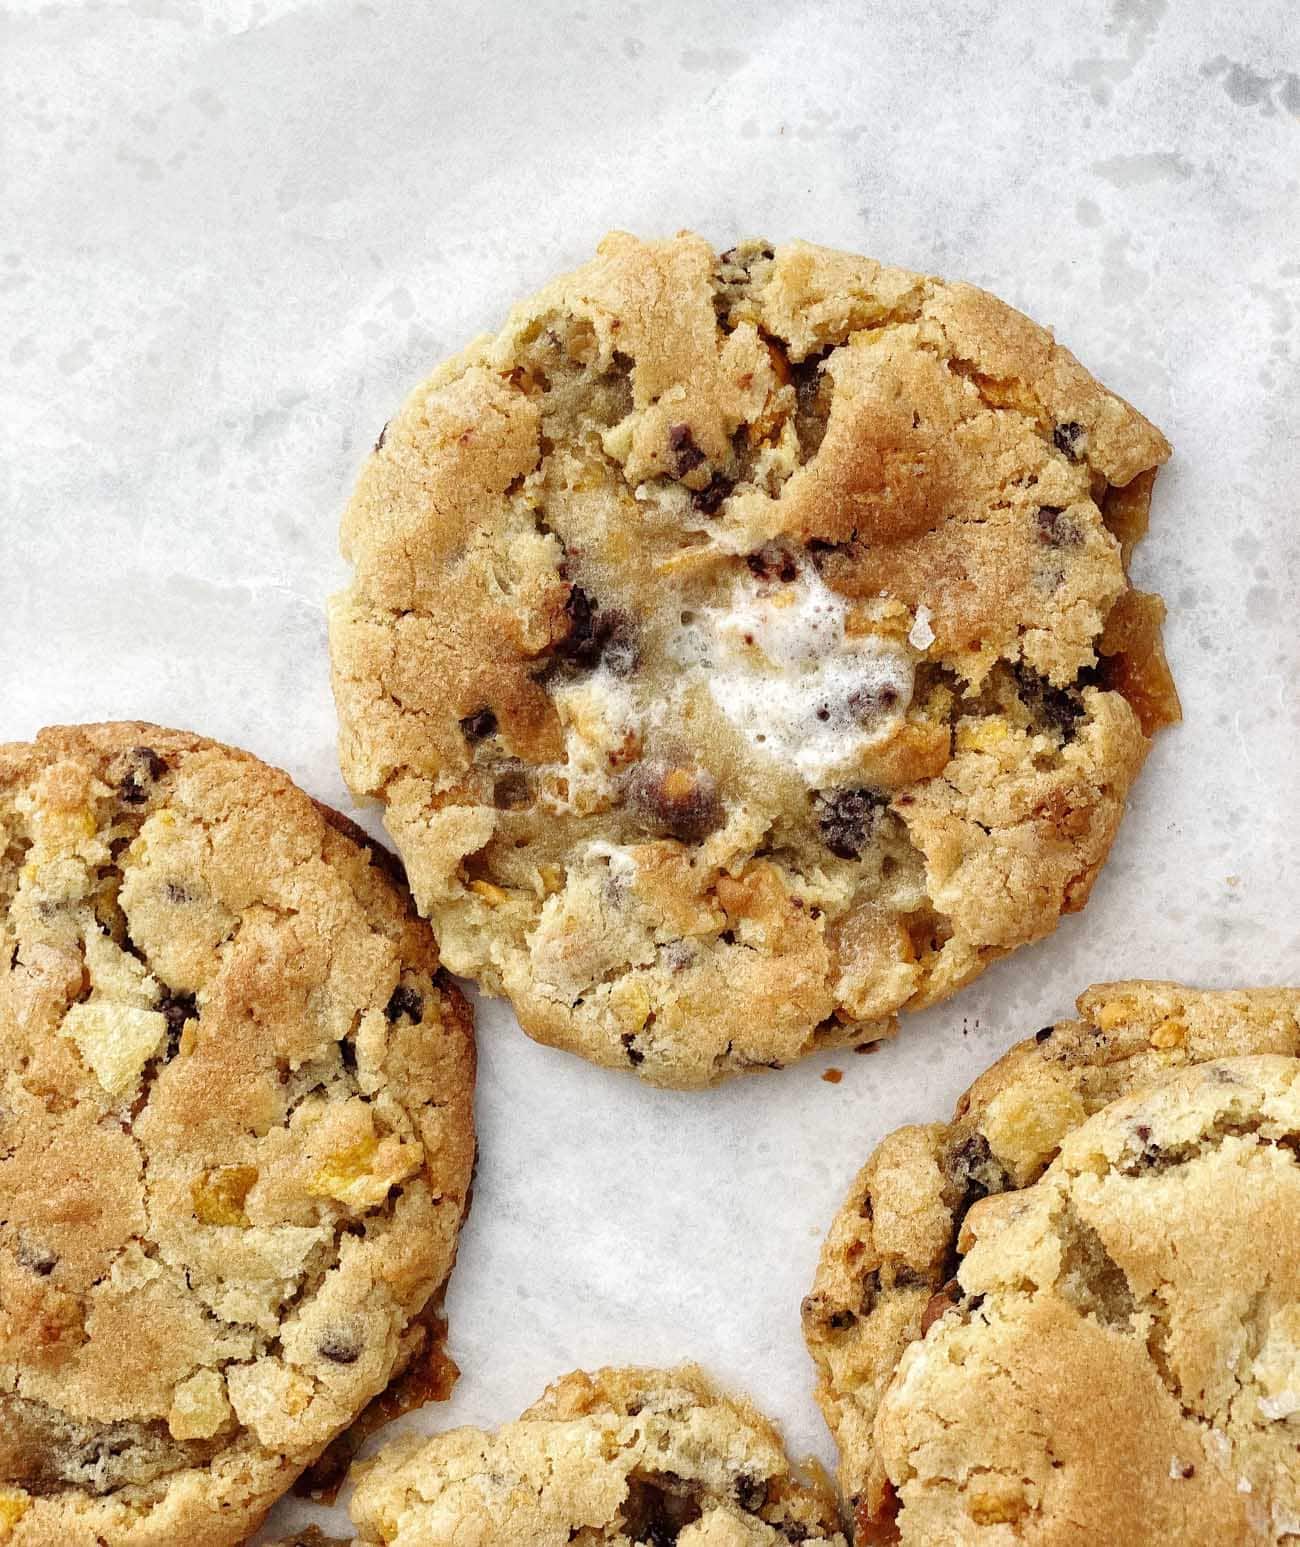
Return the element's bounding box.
[459,707,498,742]
[164,881,192,904]
[1013,661,1084,738]
[385,985,424,1024]
[318,1333,360,1365]
[157,991,198,1058]
[374,421,388,452]
[827,1307,856,1330]
[622,1475,702,1546]
[1035,505,1079,546]
[667,422,706,476]
[626,762,722,843]
[1035,1025,1055,1043]
[339,1038,358,1072]
[493,768,532,809]
[745,545,798,582]
[946,1131,1009,1225]
[621,1032,645,1066]
[16,1241,57,1276]
[555,587,635,673]
[120,746,168,805]
[894,1266,929,1289]
[690,472,734,515]
[1052,420,1087,462]
[813,787,887,860]
[793,358,834,460]
[921,1279,961,1334]
[734,1473,768,1514]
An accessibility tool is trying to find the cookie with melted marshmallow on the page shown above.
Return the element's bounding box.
[343,1364,845,1546]
[330,232,1179,1088]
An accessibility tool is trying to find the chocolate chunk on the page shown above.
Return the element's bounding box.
[827,1307,856,1330]
[946,1131,1009,1227]
[119,746,168,805]
[318,1333,360,1365]
[157,991,198,1058]
[459,707,498,742]
[385,985,424,1024]
[555,587,635,673]
[1035,1025,1055,1043]
[894,1265,929,1289]
[493,768,532,809]
[627,763,722,843]
[667,422,706,476]
[1013,661,1084,738]
[745,546,799,582]
[622,1475,702,1545]
[1035,505,1079,546]
[733,1473,768,1514]
[921,1279,961,1334]
[621,1032,645,1066]
[813,787,887,860]
[690,472,734,515]
[1052,420,1087,462]
[793,358,834,460]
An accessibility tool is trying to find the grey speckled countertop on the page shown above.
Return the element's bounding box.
[3,1,1298,1538]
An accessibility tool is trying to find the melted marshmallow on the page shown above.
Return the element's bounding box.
[672,565,913,785]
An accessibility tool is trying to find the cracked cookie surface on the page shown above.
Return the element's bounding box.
[802,982,1300,1542]
[329,231,1179,1088]
[340,1364,845,1546]
[0,724,476,1547]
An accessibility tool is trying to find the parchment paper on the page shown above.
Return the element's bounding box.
[3,1,1298,1537]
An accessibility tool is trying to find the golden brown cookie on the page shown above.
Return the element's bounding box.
[0,723,476,1547]
[802,982,1300,1541]
[875,1057,1300,1544]
[330,232,1178,1088]
[261,1533,350,1547]
[345,1364,846,1545]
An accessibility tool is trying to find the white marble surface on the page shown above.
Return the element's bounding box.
[3,0,1299,1537]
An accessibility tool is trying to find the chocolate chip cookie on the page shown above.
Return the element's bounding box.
[340,1364,845,1545]
[330,232,1178,1088]
[802,982,1300,1542]
[0,724,476,1547]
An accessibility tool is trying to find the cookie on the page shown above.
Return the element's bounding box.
[873,1056,1300,1544]
[330,231,1179,1088]
[801,981,1300,1541]
[343,1364,846,1545]
[262,1533,349,1547]
[0,724,476,1547]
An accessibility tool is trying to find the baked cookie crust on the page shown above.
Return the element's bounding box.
[330,232,1178,1089]
[0,724,476,1547]
[802,981,1300,1541]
